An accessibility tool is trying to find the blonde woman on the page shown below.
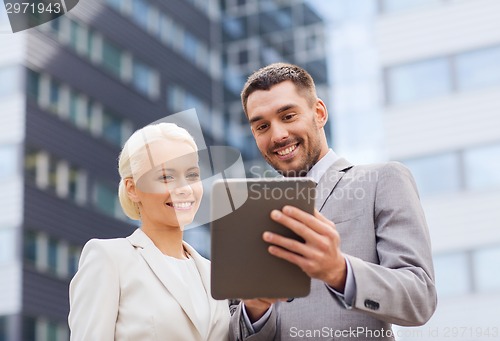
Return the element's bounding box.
[68,123,230,341]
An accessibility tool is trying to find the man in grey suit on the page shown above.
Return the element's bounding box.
[229,63,437,340]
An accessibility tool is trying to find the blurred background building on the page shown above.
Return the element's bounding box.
[220,0,330,172]
[0,0,220,339]
[0,0,327,340]
[320,0,500,339]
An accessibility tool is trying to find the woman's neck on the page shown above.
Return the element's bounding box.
[140,224,187,259]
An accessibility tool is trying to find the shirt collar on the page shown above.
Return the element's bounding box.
[306,149,339,184]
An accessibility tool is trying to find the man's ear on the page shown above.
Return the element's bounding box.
[314,98,328,128]
[125,178,140,203]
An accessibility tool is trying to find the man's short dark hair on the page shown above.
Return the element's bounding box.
[241,63,317,117]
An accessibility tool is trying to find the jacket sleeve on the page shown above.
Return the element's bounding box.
[68,239,120,340]
[229,301,278,341]
[348,162,437,326]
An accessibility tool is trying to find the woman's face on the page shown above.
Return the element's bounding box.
[133,140,202,230]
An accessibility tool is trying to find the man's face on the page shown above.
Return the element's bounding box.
[246,81,328,177]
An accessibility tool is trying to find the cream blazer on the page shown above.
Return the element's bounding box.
[69,228,230,341]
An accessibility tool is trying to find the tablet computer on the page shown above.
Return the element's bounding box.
[210,177,315,300]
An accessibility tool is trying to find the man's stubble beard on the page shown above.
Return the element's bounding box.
[262,119,323,178]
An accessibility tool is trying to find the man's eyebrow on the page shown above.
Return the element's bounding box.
[249,104,297,124]
[249,115,263,124]
[277,104,297,114]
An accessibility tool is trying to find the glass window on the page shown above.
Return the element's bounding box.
[68,91,90,129]
[0,145,17,180]
[24,147,39,185]
[473,246,500,292]
[160,15,175,46]
[386,58,451,105]
[132,61,156,97]
[274,8,292,29]
[68,166,84,203]
[167,85,185,111]
[69,91,81,127]
[0,315,6,341]
[195,43,208,70]
[223,17,246,40]
[47,321,57,341]
[47,156,58,193]
[456,46,500,91]
[171,23,184,52]
[24,231,37,264]
[87,30,95,60]
[101,40,123,78]
[48,79,60,113]
[49,15,61,32]
[434,252,471,297]
[0,228,16,264]
[27,69,40,100]
[131,0,150,29]
[23,316,36,341]
[238,48,249,65]
[68,246,80,276]
[0,66,20,98]
[464,143,500,191]
[68,167,78,201]
[402,152,461,197]
[47,238,59,275]
[184,31,199,62]
[106,0,123,11]
[380,0,441,13]
[1,1,9,26]
[94,182,118,218]
[102,110,123,146]
[187,0,211,13]
[69,20,80,51]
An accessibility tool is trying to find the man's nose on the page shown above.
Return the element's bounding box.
[271,124,289,143]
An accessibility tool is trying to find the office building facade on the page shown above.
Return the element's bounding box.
[0,0,221,339]
[329,0,500,339]
[220,0,330,174]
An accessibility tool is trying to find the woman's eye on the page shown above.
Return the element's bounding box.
[187,172,200,180]
[160,175,174,182]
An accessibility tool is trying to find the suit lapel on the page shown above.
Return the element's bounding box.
[126,229,203,338]
[315,157,354,211]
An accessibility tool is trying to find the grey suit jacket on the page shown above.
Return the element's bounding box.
[229,158,437,341]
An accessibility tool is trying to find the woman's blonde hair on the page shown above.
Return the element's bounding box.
[117,123,197,220]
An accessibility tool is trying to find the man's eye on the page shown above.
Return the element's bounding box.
[283,113,295,120]
[256,123,268,131]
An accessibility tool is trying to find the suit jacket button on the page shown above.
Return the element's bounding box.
[364,299,380,310]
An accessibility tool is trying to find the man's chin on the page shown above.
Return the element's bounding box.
[273,162,309,177]
[280,169,309,177]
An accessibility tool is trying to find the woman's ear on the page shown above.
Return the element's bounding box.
[314,98,328,129]
[125,178,140,203]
